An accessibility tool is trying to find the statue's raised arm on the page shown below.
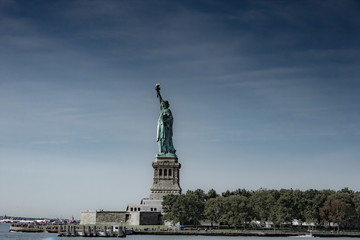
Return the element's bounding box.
[155,83,164,107]
[155,84,176,157]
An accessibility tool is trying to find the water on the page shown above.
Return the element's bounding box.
[0,223,58,240]
[1,224,359,240]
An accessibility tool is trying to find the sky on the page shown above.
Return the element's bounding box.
[0,0,359,219]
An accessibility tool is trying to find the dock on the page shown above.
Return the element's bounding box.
[9,224,129,238]
[57,225,127,237]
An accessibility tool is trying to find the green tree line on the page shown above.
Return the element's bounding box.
[162,188,360,232]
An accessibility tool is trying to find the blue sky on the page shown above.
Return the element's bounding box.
[0,0,359,219]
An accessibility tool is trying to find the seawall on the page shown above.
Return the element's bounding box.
[9,225,360,238]
[133,230,360,238]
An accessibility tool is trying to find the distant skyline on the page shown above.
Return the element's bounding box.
[1,0,359,219]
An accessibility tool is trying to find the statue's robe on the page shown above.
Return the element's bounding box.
[157,108,175,154]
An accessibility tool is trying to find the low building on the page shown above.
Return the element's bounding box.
[81,156,182,226]
[80,209,162,226]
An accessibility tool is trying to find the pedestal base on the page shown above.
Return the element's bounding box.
[150,156,181,200]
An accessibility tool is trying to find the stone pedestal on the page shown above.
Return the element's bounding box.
[150,156,181,200]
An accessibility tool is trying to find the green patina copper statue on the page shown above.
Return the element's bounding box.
[155,84,176,157]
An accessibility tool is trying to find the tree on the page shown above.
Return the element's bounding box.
[303,189,319,229]
[184,190,206,226]
[353,192,360,230]
[276,189,296,229]
[204,196,224,227]
[320,196,347,232]
[162,190,206,226]
[232,188,252,198]
[222,195,250,229]
[162,194,187,225]
[222,190,232,198]
[292,189,306,221]
[163,187,360,231]
[335,188,356,229]
[206,189,219,200]
[249,189,275,229]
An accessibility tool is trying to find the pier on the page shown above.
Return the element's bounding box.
[9,224,58,233]
[9,224,128,237]
[57,225,127,237]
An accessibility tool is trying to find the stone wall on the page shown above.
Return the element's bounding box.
[80,211,97,225]
[126,212,140,226]
[80,211,127,225]
[80,210,162,226]
[96,211,127,225]
[140,212,162,225]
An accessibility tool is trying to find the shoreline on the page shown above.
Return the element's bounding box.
[9,226,59,233]
[8,225,360,238]
[134,230,360,238]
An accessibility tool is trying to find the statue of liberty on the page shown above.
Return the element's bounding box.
[155,84,176,157]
